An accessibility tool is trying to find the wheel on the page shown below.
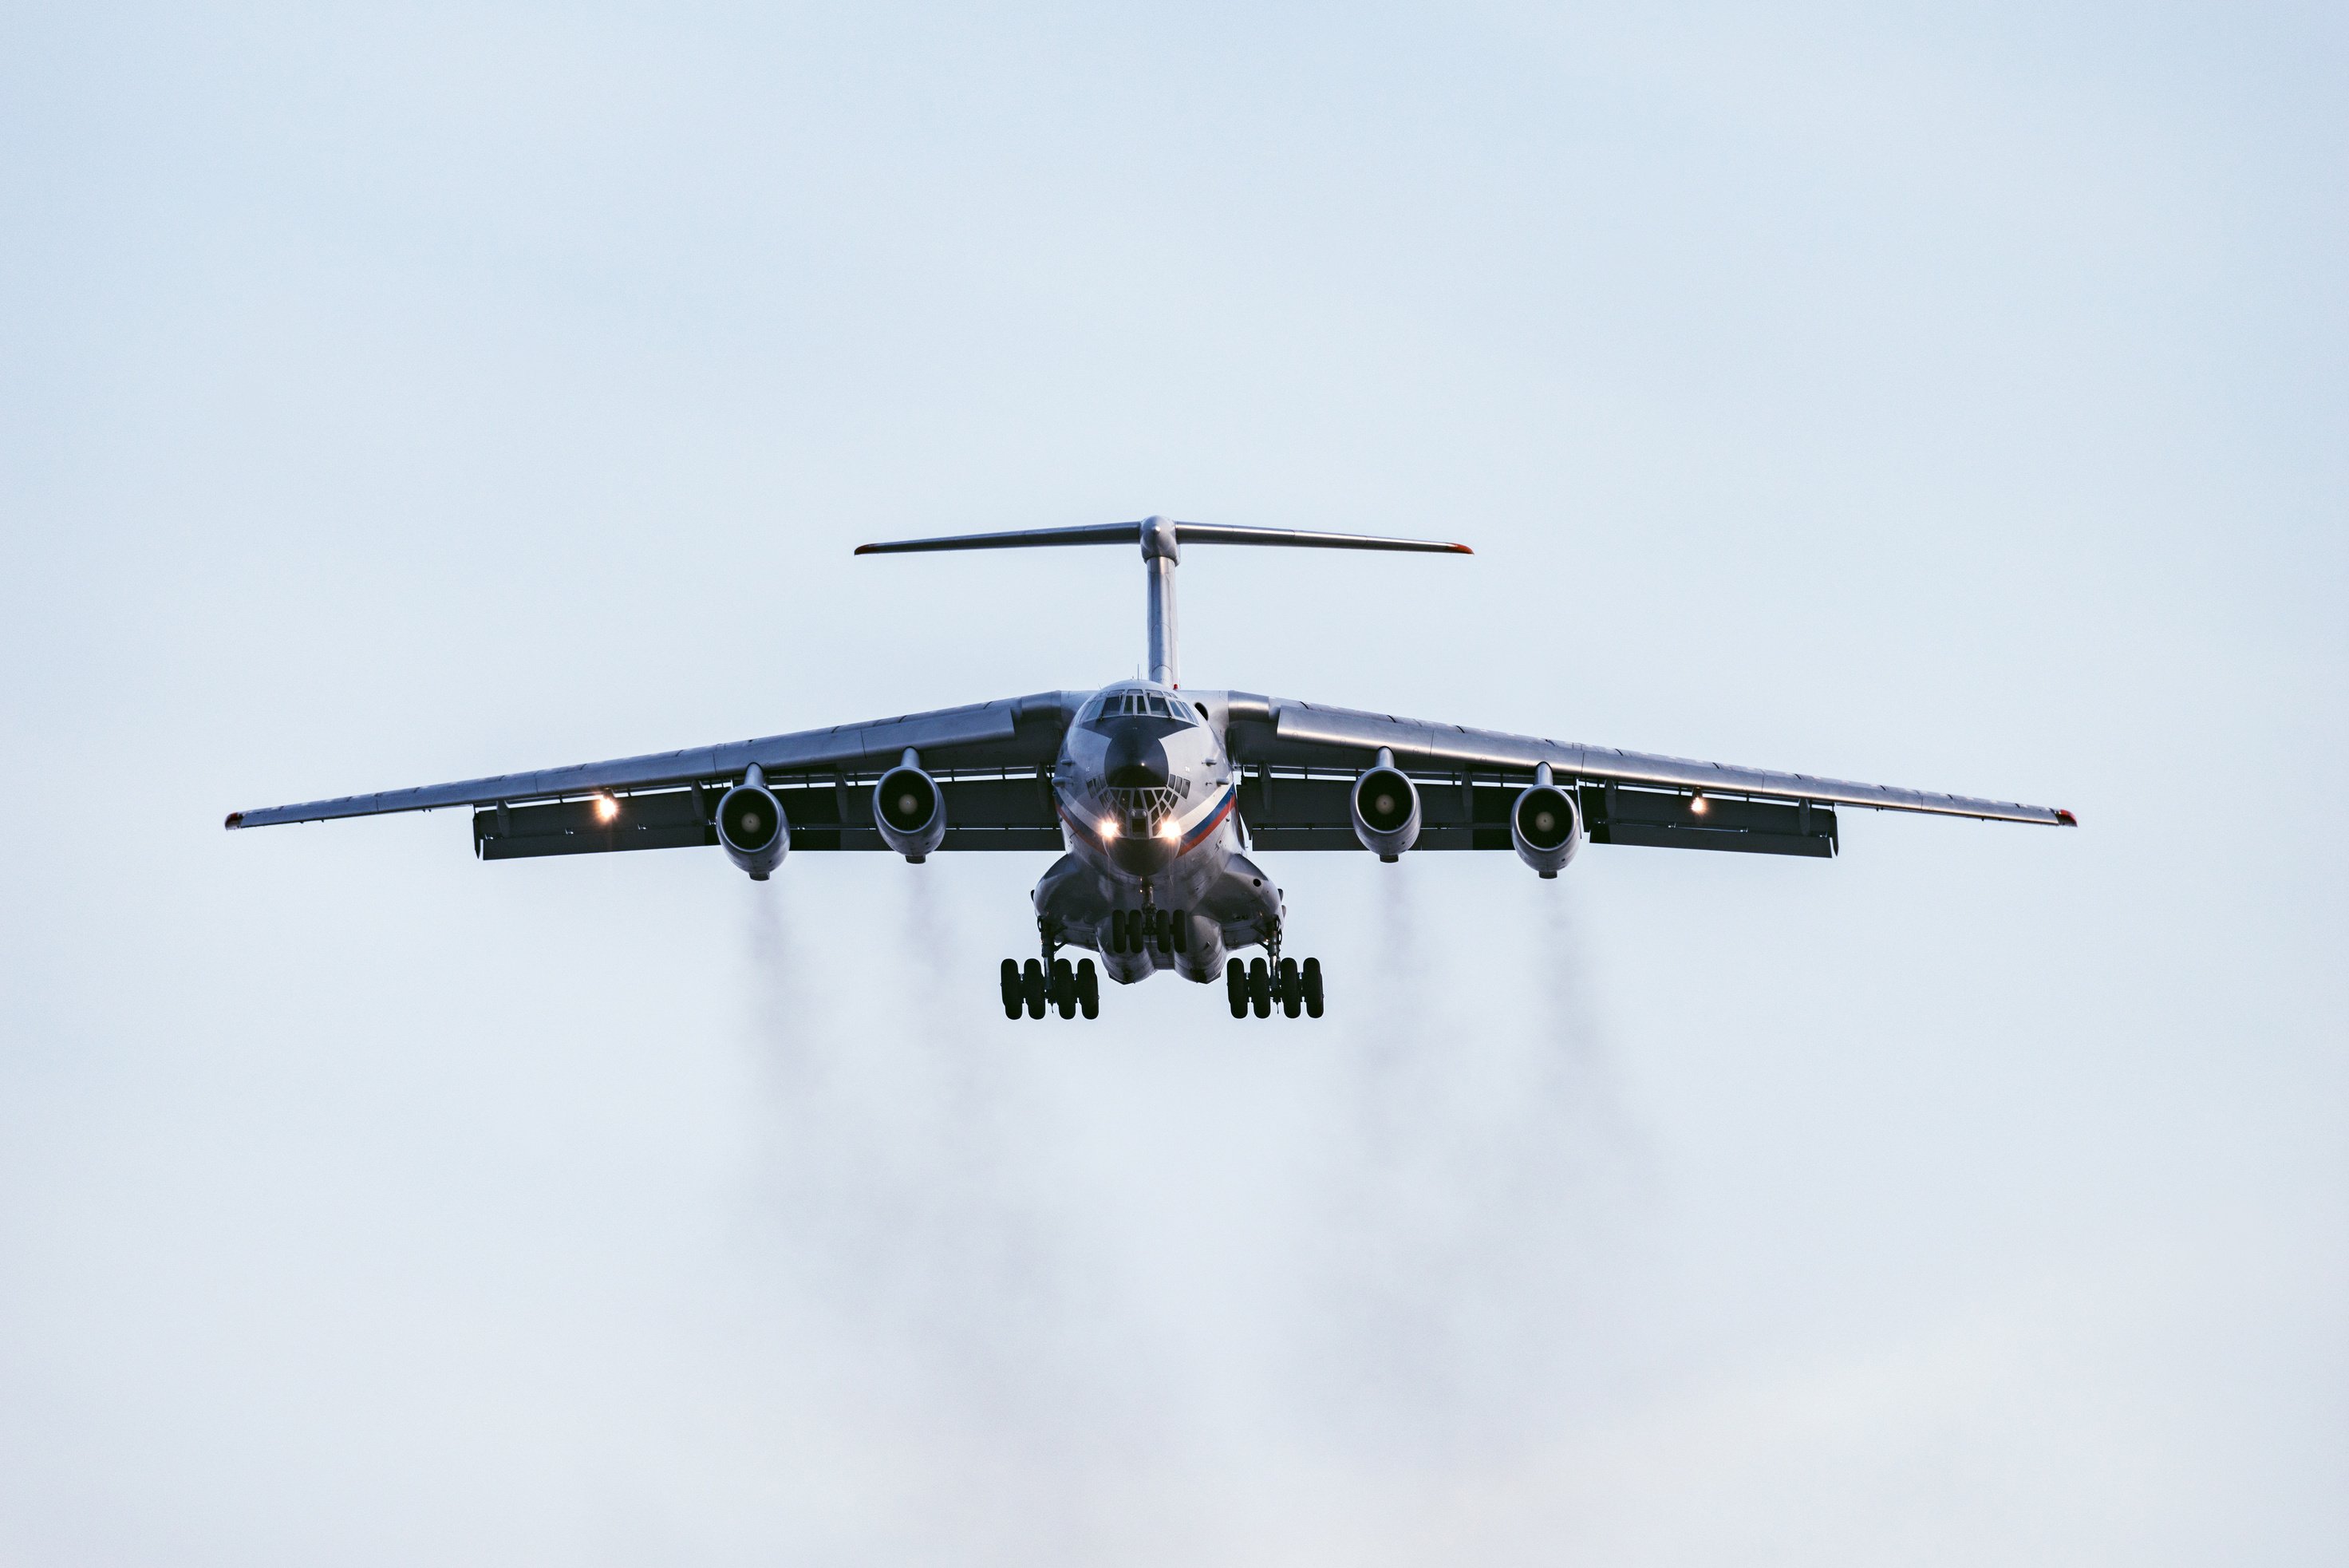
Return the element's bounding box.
[1248,957,1271,1018]
[1111,909,1131,954]
[1021,958,1047,1019]
[1278,957,1301,1018]
[1000,958,1022,1020]
[1302,957,1324,1018]
[1052,958,1076,1019]
[1226,958,1247,1018]
[1170,908,1189,954]
[1077,958,1099,1019]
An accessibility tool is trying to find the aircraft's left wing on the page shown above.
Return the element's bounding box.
[225,693,1088,858]
[1204,692,2074,858]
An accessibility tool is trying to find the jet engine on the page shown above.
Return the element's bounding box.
[873,749,947,861]
[717,764,788,879]
[1511,764,1581,879]
[1350,748,1422,861]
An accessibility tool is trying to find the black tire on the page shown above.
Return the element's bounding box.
[1302,957,1324,1018]
[1022,958,1047,1019]
[1248,957,1271,1018]
[1171,908,1189,954]
[1226,958,1247,1018]
[1279,957,1301,1018]
[1077,958,1099,1019]
[1111,909,1130,954]
[1000,958,1023,1020]
[1052,958,1076,1019]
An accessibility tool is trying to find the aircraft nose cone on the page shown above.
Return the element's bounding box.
[1102,721,1171,788]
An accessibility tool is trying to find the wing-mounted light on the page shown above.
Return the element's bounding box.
[873,749,947,862]
[716,764,789,879]
[1511,764,1581,879]
[1351,748,1422,862]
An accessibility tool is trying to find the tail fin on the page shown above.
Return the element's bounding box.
[856,516,1473,686]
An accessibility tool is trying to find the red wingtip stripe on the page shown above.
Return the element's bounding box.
[1450,543,1475,554]
[223,811,244,830]
[2055,808,2078,826]
[852,543,876,555]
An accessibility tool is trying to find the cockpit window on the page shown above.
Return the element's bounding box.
[1078,689,1195,728]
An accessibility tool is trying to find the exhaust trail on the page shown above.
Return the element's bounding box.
[717,862,1657,1556]
[732,867,1143,1475]
[1286,868,1653,1460]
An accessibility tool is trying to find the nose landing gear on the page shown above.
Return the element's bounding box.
[1105,906,1190,957]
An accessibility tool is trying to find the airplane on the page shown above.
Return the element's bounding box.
[226,518,2075,1022]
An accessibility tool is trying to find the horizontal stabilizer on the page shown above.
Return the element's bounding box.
[856,519,1471,556]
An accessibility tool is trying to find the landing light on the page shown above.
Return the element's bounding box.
[1099,816,1119,839]
[594,794,619,823]
[1158,816,1181,842]
[1690,795,1708,816]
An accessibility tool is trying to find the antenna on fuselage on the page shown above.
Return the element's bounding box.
[855,517,1472,689]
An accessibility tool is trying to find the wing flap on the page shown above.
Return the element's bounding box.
[472,770,1065,861]
[1233,769,1838,856]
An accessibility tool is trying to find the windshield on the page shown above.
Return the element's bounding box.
[1077,689,1195,728]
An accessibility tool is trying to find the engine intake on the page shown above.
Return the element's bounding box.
[1511,764,1581,879]
[1350,748,1421,861]
[717,764,788,879]
[873,749,946,861]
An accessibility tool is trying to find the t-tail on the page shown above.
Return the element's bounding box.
[855,516,1471,686]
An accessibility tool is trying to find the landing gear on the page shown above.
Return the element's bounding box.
[1107,906,1190,957]
[1228,951,1325,1021]
[1004,953,1098,1021]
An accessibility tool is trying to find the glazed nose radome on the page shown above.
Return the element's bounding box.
[1102,721,1171,788]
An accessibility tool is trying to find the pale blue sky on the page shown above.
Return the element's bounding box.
[2,4,2343,1563]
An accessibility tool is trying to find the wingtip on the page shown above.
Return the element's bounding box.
[2055,808,2078,827]
[223,811,244,831]
[1450,543,1475,554]
[852,543,876,555]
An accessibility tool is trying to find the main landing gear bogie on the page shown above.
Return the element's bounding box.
[1226,954,1324,1020]
[1001,956,1099,1021]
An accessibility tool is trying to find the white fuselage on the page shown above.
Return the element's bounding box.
[1052,682,1237,900]
[1038,682,1277,982]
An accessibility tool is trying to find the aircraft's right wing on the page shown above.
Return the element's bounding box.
[1203,692,2074,858]
[225,692,1090,859]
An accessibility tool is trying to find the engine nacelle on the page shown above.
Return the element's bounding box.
[1351,748,1422,861]
[872,749,946,861]
[717,764,788,879]
[1511,764,1582,879]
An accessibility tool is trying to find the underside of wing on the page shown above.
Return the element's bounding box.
[227,693,1086,859]
[1206,692,2071,857]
